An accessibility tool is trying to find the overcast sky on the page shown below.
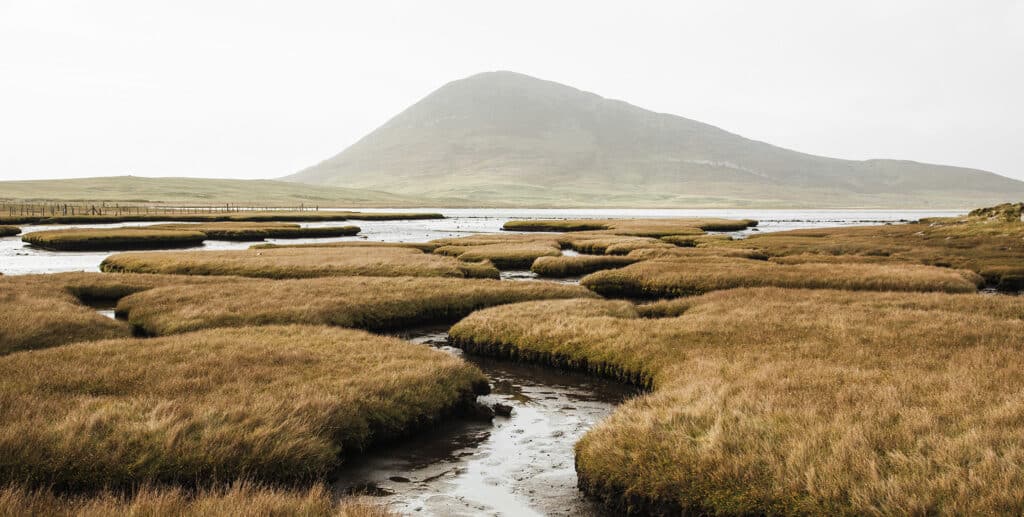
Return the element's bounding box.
[1,0,1022,182]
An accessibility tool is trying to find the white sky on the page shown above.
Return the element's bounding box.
[1,0,1022,182]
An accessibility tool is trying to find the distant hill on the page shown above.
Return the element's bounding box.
[0,176,428,207]
[287,71,1024,208]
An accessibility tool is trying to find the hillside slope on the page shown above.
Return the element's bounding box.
[287,71,1024,208]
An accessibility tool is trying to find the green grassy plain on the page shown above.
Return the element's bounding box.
[0,176,421,207]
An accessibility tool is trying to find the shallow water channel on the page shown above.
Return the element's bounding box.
[334,327,638,516]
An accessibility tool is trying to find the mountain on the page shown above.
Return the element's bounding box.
[286,71,1024,208]
[0,176,429,206]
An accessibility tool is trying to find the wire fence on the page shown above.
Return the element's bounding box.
[1,202,321,218]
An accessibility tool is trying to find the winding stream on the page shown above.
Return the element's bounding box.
[334,327,637,516]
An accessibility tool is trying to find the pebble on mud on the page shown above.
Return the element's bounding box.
[492,403,514,417]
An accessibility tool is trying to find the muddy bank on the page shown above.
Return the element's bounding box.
[333,327,637,516]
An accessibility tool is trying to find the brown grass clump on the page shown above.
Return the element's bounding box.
[503,217,756,236]
[101,246,500,279]
[0,226,19,237]
[0,284,131,355]
[581,256,982,298]
[22,228,207,251]
[0,273,249,354]
[1,271,246,303]
[428,234,565,269]
[0,325,486,490]
[634,297,695,318]
[531,255,639,277]
[116,276,596,336]
[0,483,393,517]
[449,288,1024,514]
[660,233,734,247]
[710,210,1024,289]
[563,235,675,255]
[152,222,360,240]
[434,242,562,269]
[625,246,768,260]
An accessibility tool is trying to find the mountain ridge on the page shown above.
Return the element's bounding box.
[286,71,1024,207]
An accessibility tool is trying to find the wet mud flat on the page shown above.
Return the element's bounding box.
[333,327,638,516]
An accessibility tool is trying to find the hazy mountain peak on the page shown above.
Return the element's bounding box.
[286,71,1024,208]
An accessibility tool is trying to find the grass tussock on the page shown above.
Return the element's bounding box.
[503,217,756,236]
[434,242,562,269]
[0,483,393,517]
[531,255,639,277]
[152,222,360,240]
[626,246,768,260]
[709,210,1024,289]
[22,228,207,251]
[0,226,19,237]
[0,273,250,354]
[101,246,500,279]
[0,285,130,355]
[0,325,486,490]
[581,256,982,298]
[634,297,694,318]
[449,288,1024,514]
[564,235,675,255]
[659,233,734,247]
[116,276,596,336]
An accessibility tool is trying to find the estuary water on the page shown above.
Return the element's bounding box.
[0,208,961,275]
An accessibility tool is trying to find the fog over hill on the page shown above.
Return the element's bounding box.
[287,71,1024,208]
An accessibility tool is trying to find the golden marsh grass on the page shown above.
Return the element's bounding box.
[563,235,675,255]
[22,228,207,251]
[152,222,360,240]
[0,226,19,237]
[433,242,563,269]
[581,256,982,297]
[0,483,392,517]
[531,255,639,277]
[0,325,486,490]
[502,217,756,236]
[101,246,500,279]
[0,286,130,355]
[116,276,596,336]
[0,273,249,353]
[711,213,1024,289]
[450,288,1024,514]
